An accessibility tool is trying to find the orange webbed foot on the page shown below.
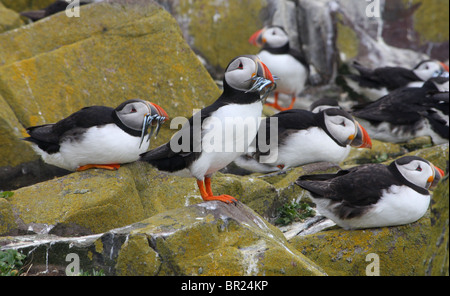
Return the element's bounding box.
[265,94,296,111]
[197,178,238,204]
[277,96,296,111]
[76,164,121,171]
[202,194,237,204]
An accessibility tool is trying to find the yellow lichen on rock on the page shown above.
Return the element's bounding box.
[8,167,146,235]
[405,0,449,43]
[1,0,55,13]
[176,0,264,72]
[0,94,37,167]
[0,2,24,33]
[422,176,449,275]
[0,0,221,168]
[122,202,326,276]
[115,233,161,276]
[290,217,431,276]
[0,198,17,234]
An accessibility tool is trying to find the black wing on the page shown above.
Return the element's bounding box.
[288,47,309,69]
[254,109,317,158]
[424,91,449,115]
[24,106,114,153]
[423,91,449,139]
[349,62,419,90]
[273,109,318,131]
[351,87,430,125]
[296,164,401,219]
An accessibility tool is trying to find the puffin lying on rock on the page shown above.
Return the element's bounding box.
[24,99,168,171]
[296,156,444,229]
[140,55,276,204]
[249,26,309,110]
[344,59,449,101]
[352,77,449,145]
[234,108,372,173]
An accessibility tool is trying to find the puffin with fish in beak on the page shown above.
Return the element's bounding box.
[24,99,168,171]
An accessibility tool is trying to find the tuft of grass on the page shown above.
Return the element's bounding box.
[0,191,14,199]
[275,201,315,226]
[0,249,26,276]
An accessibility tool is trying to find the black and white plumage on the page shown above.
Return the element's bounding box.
[344,60,449,101]
[233,108,372,173]
[295,156,444,229]
[140,55,275,204]
[249,26,309,110]
[24,99,168,171]
[352,77,449,145]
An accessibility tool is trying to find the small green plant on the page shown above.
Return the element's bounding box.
[0,191,14,199]
[0,249,26,276]
[275,201,315,226]
[374,152,389,163]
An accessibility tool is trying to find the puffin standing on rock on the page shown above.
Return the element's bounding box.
[140,55,276,204]
[296,156,444,229]
[24,99,168,171]
[234,108,372,173]
[249,26,309,110]
[344,59,449,101]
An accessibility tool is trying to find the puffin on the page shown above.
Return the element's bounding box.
[295,156,444,229]
[344,59,449,101]
[140,55,276,204]
[24,99,168,171]
[249,26,309,110]
[233,108,372,173]
[352,77,449,145]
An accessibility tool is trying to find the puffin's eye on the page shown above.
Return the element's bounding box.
[416,165,422,172]
[130,107,137,113]
[272,31,276,35]
[238,62,243,69]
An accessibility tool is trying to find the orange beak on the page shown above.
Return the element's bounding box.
[258,60,274,83]
[350,121,372,149]
[148,102,169,122]
[435,166,445,177]
[249,28,265,46]
[247,57,276,99]
[440,62,449,72]
[428,165,444,189]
